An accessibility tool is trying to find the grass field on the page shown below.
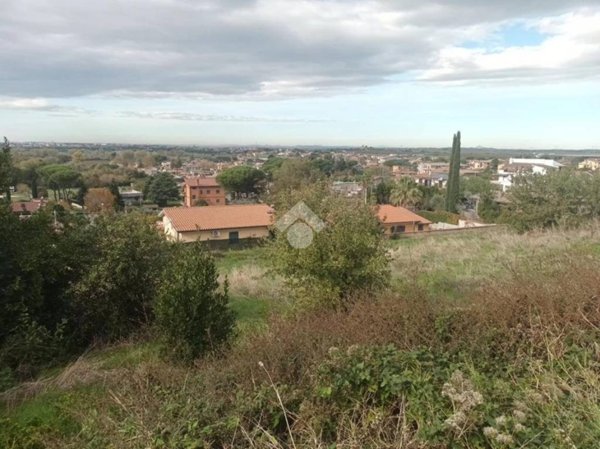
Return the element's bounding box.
[2,226,600,448]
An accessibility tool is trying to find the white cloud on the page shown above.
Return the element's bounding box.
[0,98,55,110]
[0,97,95,116]
[421,10,600,83]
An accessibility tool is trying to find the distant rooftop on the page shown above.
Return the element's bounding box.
[184,177,221,187]
[508,158,563,168]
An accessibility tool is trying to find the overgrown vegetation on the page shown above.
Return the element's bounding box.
[2,224,600,448]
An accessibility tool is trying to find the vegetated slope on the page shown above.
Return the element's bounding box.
[2,227,600,449]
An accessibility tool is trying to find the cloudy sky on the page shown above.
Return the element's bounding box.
[1,0,599,148]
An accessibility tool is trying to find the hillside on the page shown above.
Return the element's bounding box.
[2,227,600,448]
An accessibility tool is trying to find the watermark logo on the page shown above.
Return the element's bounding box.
[275,201,325,249]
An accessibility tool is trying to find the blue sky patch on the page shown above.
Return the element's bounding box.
[462,21,548,51]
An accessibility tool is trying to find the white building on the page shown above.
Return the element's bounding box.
[578,159,600,171]
[496,158,563,192]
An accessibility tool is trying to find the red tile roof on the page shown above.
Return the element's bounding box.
[11,200,45,214]
[163,204,274,232]
[184,177,221,187]
[376,205,431,225]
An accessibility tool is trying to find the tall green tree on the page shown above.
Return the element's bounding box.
[446,131,461,213]
[217,165,266,196]
[270,158,323,198]
[155,242,235,362]
[19,160,41,198]
[109,180,124,210]
[37,164,82,201]
[144,172,180,207]
[0,137,13,202]
[372,180,394,205]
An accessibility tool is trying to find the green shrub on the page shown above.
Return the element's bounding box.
[0,314,67,381]
[503,169,600,232]
[270,186,390,308]
[417,209,460,225]
[154,242,235,362]
[71,213,169,342]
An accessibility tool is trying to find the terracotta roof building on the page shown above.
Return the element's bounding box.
[162,204,274,243]
[376,205,431,236]
[11,199,46,217]
[183,177,226,207]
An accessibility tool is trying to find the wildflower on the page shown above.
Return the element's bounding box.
[444,411,466,431]
[483,427,498,438]
[512,409,527,423]
[495,415,508,427]
[258,361,264,368]
[442,382,457,398]
[496,433,514,444]
[514,423,526,433]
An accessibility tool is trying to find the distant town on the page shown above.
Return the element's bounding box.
[5,139,600,246]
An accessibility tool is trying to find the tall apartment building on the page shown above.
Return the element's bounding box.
[183,177,226,207]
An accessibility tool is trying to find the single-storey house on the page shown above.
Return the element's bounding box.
[162,204,274,243]
[376,205,431,236]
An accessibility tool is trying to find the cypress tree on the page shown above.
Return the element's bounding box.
[446,131,461,213]
[0,137,13,203]
[446,133,457,212]
[109,180,124,211]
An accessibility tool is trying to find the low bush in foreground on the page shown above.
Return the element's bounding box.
[155,242,235,362]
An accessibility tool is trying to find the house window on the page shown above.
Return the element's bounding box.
[229,231,239,244]
[211,230,221,238]
[392,225,406,234]
[206,189,211,194]
[216,199,220,203]
[198,189,203,194]
[418,224,424,231]
[216,189,220,194]
[192,195,196,199]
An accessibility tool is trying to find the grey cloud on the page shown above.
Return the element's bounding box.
[0,0,598,99]
[384,0,593,26]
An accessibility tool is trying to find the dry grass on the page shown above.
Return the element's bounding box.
[389,226,600,296]
[223,265,287,301]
